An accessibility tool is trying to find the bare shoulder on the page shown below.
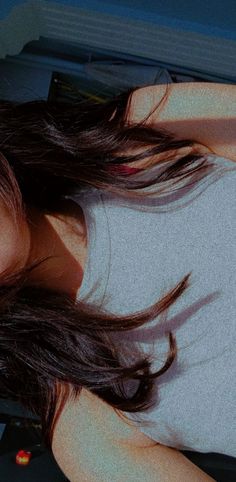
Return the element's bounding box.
[125,83,168,124]
[52,388,156,481]
[126,82,236,124]
[52,388,215,482]
[52,387,155,451]
[125,82,236,162]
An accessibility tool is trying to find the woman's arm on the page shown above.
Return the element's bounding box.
[52,389,216,482]
[126,82,236,162]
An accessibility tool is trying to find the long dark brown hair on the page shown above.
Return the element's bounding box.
[0,83,231,450]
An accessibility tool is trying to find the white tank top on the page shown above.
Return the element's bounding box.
[65,154,236,457]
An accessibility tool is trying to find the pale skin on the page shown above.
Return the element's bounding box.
[2,82,236,480]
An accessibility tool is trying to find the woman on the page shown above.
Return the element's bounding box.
[0,82,235,481]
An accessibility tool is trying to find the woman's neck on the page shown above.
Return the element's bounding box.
[25,201,87,300]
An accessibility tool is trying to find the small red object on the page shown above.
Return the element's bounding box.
[15,449,32,465]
